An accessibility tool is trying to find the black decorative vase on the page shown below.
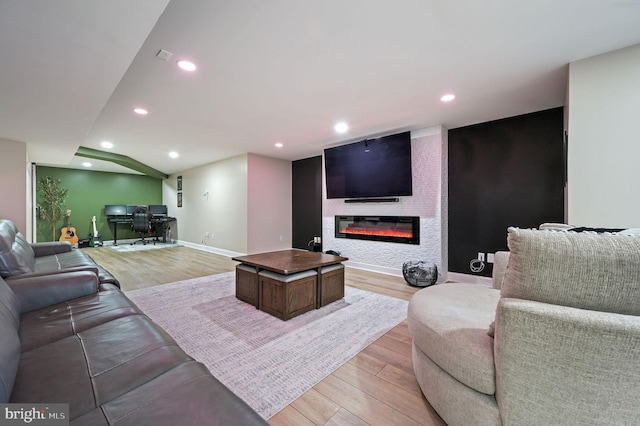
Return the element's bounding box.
[402,261,438,287]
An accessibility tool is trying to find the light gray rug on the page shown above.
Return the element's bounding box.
[126,272,408,419]
[109,242,181,252]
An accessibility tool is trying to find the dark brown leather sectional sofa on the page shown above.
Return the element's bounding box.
[0,219,119,287]
[0,219,267,425]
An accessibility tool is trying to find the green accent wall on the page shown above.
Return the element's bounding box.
[36,166,163,242]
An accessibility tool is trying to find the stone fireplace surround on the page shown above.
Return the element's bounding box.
[323,126,448,279]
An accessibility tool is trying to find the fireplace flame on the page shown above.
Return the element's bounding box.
[340,226,413,238]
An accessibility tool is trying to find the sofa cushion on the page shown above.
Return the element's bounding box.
[0,278,21,403]
[0,277,20,330]
[0,319,20,403]
[34,250,91,270]
[33,250,120,287]
[11,315,193,420]
[502,227,640,315]
[408,283,501,395]
[412,342,501,426]
[19,289,143,351]
[0,220,36,277]
[73,361,268,426]
[9,271,99,314]
[30,241,72,257]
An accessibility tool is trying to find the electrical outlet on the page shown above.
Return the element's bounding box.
[478,252,485,262]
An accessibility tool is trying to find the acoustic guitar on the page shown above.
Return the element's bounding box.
[89,216,103,247]
[59,209,79,245]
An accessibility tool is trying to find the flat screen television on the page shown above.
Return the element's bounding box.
[324,131,412,199]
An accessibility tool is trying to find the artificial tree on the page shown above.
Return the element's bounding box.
[37,176,68,241]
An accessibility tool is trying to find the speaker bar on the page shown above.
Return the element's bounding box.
[344,197,399,203]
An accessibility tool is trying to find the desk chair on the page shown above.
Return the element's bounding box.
[131,207,155,245]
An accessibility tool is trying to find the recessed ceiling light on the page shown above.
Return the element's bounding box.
[275,143,284,148]
[168,151,179,159]
[101,141,114,149]
[82,162,92,168]
[177,60,197,72]
[133,107,148,115]
[334,122,349,134]
[440,94,456,102]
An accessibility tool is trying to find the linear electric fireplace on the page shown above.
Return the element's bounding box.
[335,216,420,245]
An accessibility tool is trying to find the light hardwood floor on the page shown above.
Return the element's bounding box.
[83,246,445,426]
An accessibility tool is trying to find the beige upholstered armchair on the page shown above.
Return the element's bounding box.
[408,228,640,425]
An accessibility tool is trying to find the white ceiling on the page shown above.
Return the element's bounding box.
[2,1,640,176]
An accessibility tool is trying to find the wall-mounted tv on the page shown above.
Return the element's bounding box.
[324,131,412,199]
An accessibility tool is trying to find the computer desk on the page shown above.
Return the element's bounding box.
[108,215,176,245]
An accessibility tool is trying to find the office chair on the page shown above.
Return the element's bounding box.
[131,206,156,245]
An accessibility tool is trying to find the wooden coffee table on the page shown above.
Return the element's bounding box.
[233,249,348,319]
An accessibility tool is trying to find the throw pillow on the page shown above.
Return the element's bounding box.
[501,227,640,315]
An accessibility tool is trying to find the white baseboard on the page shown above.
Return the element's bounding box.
[177,240,245,258]
[343,260,455,284]
[343,260,403,277]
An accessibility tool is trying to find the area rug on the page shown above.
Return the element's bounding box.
[126,272,408,419]
[109,242,181,252]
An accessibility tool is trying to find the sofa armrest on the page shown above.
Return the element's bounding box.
[6,271,99,313]
[494,298,640,425]
[30,241,72,257]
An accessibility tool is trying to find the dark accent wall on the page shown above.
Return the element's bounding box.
[292,156,323,251]
[448,107,565,277]
[36,166,162,242]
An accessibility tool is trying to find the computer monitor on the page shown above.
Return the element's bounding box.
[127,204,145,215]
[149,204,168,216]
[105,204,127,216]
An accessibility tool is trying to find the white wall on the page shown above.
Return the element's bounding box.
[323,126,448,278]
[567,43,640,227]
[164,154,249,254]
[247,154,292,254]
[163,153,292,255]
[0,138,29,234]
